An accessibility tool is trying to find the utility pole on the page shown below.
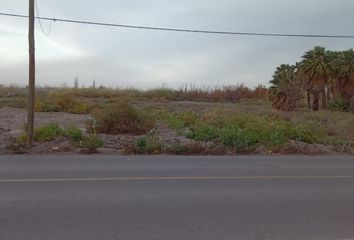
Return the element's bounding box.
[27,0,35,148]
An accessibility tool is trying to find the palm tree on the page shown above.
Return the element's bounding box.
[299,46,331,111]
[295,62,311,109]
[337,49,354,98]
[335,49,354,112]
[268,64,302,111]
[326,50,343,101]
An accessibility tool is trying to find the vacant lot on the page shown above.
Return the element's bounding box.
[0,87,353,155]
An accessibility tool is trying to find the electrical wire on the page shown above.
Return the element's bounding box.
[0,12,354,39]
[34,0,52,36]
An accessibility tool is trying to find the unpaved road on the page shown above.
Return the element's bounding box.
[0,155,354,240]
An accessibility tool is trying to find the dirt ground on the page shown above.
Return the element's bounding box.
[0,107,90,153]
[1,106,353,155]
[134,99,275,114]
[0,106,195,154]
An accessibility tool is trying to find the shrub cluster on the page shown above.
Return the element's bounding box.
[18,123,103,153]
[157,110,325,152]
[35,93,91,114]
[328,100,350,112]
[93,100,156,135]
[125,135,164,154]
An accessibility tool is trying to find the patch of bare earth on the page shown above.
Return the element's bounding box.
[0,107,90,154]
[98,122,198,154]
[0,107,199,154]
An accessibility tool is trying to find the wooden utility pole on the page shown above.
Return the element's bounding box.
[27,0,35,148]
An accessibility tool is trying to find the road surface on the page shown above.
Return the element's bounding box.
[0,155,353,240]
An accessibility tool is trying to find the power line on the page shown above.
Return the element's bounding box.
[1,12,354,39]
[34,0,53,36]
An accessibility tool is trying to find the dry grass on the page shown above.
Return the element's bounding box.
[0,84,267,107]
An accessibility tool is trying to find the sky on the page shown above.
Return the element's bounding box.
[0,0,353,89]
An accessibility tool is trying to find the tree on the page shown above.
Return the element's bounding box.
[336,49,354,100]
[299,46,331,111]
[268,64,302,111]
[335,49,354,112]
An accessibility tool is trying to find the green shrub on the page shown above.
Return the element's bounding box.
[292,123,325,144]
[219,127,259,150]
[328,99,349,112]
[184,113,323,150]
[167,117,186,132]
[81,134,104,153]
[187,125,218,141]
[156,110,198,134]
[128,135,164,154]
[65,125,85,142]
[94,100,156,134]
[176,111,198,127]
[34,123,64,142]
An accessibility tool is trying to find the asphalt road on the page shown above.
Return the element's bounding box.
[0,155,354,240]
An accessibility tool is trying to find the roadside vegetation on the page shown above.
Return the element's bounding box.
[1,46,353,155]
[91,99,156,135]
[11,123,103,153]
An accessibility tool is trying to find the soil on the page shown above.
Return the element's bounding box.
[0,107,91,154]
[0,107,197,154]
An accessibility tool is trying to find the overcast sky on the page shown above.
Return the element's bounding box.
[0,0,353,89]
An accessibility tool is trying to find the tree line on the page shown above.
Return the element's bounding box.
[268,46,354,112]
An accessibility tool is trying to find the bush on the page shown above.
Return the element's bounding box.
[219,127,259,150]
[93,100,156,134]
[184,113,324,151]
[34,123,64,141]
[35,94,91,114]
[291,123,325,144]
[328,99,350,112]
[126,135,164,154]
[65,125,85,142]
[81,134,104,153]
[66,101,91,114]
[187,125,218,141]
[156,110,186,131]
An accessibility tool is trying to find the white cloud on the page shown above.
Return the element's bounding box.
[0,0,353,89]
